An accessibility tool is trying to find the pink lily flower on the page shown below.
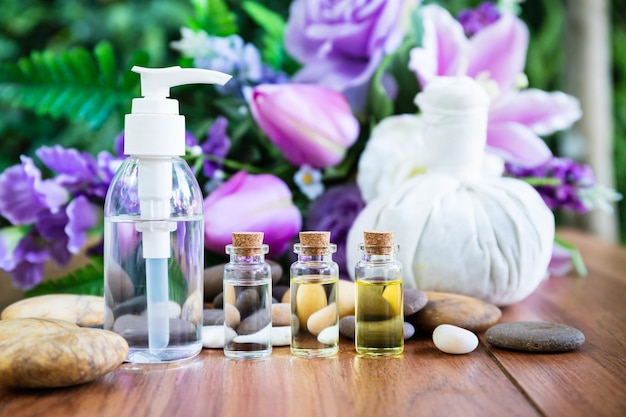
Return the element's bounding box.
[203,171,302,255]
[409,4,582,167]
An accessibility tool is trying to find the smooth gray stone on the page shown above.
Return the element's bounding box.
[485,321,585,352]
[213,292,224,309]
[404,289,428,316]
[112,295,147,319]
[236,288,260,319]
[237,309,271,335]
[273,285,289,303]
[203,309,225,325]
[339,315,355,340]
[112,314,197,345]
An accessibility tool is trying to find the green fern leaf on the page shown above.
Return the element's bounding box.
[242,1,287,70]
[0,41,145,130]
[24,259,105,298]
[188,0,238,36]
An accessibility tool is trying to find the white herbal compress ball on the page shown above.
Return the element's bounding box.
[347,77,555,306]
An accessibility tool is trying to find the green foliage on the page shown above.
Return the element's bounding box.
[188,0,238,36]
[0,41,148,130]
[242,1,291,71]
[24,259,105,298]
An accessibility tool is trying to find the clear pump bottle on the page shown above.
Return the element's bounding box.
[290,231,339,357]
[223,232,273,359]
[103,66,231,363]
[355,231,404,356]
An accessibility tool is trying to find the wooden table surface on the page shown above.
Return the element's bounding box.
[1,229,624,417]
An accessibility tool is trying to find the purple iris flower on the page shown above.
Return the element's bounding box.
[457,2,501,38]
[306,184,365,279]
[0,156,68,225]
[409,4,582,167]
[505,157,595,213]
[201,116,231,178]
[284,0,407,94]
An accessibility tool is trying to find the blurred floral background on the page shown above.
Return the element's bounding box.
[0,0,623,299]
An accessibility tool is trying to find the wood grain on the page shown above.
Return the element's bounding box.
[0,229,624,417]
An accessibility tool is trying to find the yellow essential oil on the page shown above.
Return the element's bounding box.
[355,278,404,355]
[354,231,404,356]
[290,232,339,358]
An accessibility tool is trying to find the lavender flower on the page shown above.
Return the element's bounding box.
[201,116,231,178]
[457,2,501,38]
[171,29,287,97]
[306,185,365,279]
[505,157,595,212]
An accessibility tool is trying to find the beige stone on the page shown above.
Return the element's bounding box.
[407,291,502,332]
[295,284,327,331]
[182,290,203,325]
[271,303,290,326]
[307,303,338,336]
[0,318,128,388]
[338,280,356,318]
[1,294,105,326]
[224,303,241,329]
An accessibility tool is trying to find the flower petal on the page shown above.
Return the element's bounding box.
[409,5,468,86]
[466,13,528,94]
[487,121,552,166]
[490,89,582,136]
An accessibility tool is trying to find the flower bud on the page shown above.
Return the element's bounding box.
[248,84,359,168]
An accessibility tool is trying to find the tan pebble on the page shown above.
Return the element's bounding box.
[281,288,290,303]
[223,285,236,306]
[307,303,338,336]
[182,291,203,325]
[338,280,355,318]
[407,292,501,332]
[224,303,241,328]
[0,319,128,388]
[296,284,327,331]
[271,303,290,326]
[0,318,78,343]
[1,294,105,327]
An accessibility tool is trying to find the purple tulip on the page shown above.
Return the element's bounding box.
[248,84,359,168]
[203,171,302,255]
[409,4,582,167]
[284,0,407,92]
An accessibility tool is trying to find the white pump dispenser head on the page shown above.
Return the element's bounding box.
[124,66,232,157]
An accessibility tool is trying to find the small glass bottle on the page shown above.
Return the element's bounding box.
[290,231,339,357]
[355,231,404,356]
[223,232,272,359]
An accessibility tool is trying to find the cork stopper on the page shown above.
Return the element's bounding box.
[363,230,395,254]
[230,232,265,255]
[297,231,333,256]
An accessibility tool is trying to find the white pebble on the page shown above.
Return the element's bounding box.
[202,325,236,349]
[432,324,478,354]
[271,326,291,346]
[141,301,181,319]
[233,323,272,344]
[317,325,339,345]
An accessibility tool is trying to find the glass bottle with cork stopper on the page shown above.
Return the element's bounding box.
[223,232,272,359]
[355,230,404,356]
[290,231,339,357]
